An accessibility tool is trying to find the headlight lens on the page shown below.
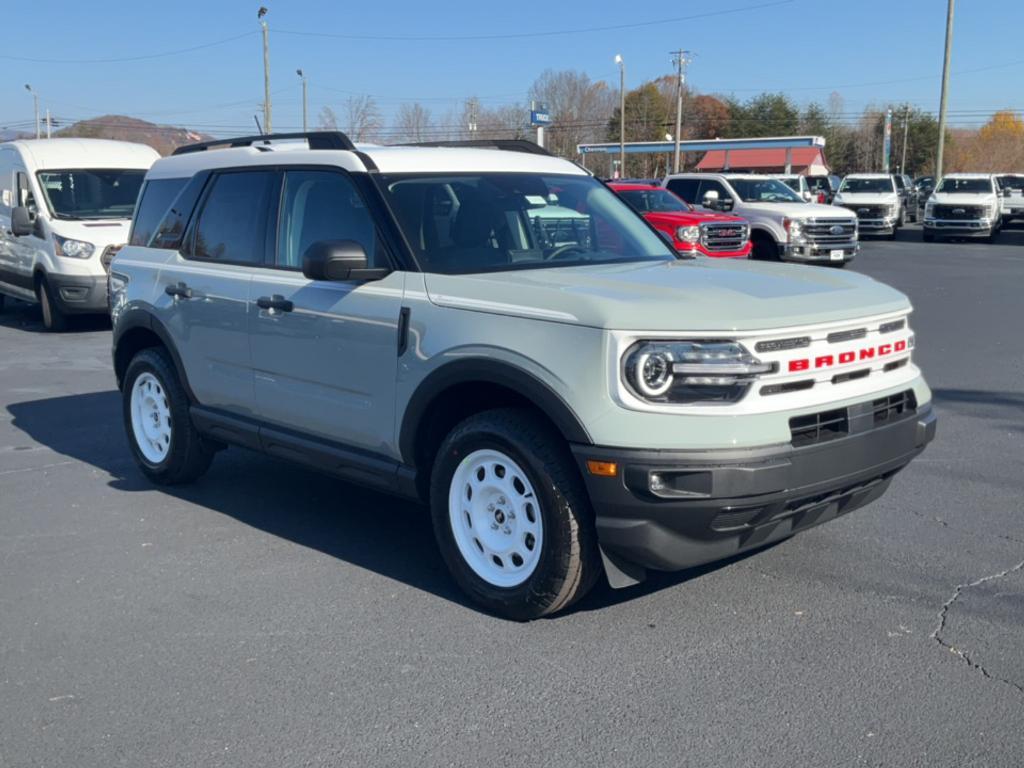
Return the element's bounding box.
[53,234,95,259]
[623,340,775,404]
[675,225,700,244]
[888,204,899,217]
[783,217,805,242]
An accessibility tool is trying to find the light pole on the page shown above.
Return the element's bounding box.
[935,0,955,178]
[900,105,910,174]
[24,84,39,139]
[615,54,625,178]
[258,6,272,134]
[296,69,308,132]
[670,50,692,174]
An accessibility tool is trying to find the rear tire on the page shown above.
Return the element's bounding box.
[37,277,67,332]
[430,408,601,620]
[122,347,214,485]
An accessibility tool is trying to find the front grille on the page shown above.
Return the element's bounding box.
[827,328,867,344]
[844,204,889,219]
[701,222,748,252]
[879,319,905,334]
[803,218,857,244]
[755,336,811,353]
[933,204,985,219]
[872,390,917,425]
[790,408,849,447]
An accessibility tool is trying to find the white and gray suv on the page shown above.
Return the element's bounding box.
[110,132,935,619]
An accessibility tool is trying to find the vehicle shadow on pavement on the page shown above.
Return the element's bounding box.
[0,299,111,334]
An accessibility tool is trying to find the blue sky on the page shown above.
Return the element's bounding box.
[3,0,1022,136]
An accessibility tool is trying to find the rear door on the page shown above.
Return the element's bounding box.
[248,167,405,455]
[160,168,276,415]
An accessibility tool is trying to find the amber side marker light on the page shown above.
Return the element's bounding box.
[586,460,619,477]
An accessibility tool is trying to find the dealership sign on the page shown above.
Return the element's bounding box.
[530,103,552,126]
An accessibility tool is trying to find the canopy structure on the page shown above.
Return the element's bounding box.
[577,136,828,175]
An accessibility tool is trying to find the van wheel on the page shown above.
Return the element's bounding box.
[430,408,601,620]
[37,277,67,332]
[123,347,214,485]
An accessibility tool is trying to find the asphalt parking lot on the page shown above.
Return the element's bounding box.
[1,224,1022,767]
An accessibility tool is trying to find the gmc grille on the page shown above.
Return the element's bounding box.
[700,222,748,252]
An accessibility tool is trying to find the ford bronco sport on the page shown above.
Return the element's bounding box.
[110,132,935,619]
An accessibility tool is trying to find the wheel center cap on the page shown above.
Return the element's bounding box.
[494,510,506,525]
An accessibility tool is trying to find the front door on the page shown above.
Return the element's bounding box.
[249,168,405,456]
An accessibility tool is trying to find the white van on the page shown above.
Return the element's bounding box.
[0,139,159,329]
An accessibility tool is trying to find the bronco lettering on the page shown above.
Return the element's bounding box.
[788,339,909,372]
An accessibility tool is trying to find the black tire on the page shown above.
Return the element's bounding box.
[0,293,5,312]
[37,276,68,332]
[751,234,779,261]
[430,407,602,620]
[122,347,214,485]
[922,231,935,243]
[887,228,897,241]
[986,228,998,244]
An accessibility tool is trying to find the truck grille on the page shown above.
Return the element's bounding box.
[803,218,857,245]
[932,204,985,219]
[789,390,917,447]
[700,222,748,252]
[843,204,889,219]
[790,408,849,447]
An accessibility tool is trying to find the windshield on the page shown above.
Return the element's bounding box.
[36,168,146,220]
[726,177,803,203]
[936,177,993,194]
[997,175,1024,192]
[779,178,802,192]
[615,188,691,214]
[840,177,895,194]
[382,173,677,275]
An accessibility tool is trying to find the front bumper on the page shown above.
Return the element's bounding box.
[572,404,936,586]
[924,218,995,237]
[856,217,898,235]
[47,272,108,314]
[782,240,859,263]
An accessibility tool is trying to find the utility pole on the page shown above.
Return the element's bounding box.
[468,100,478,138]
[900,105,910,174]
[882,109,893,172]
[935,0,955,179]
[24,84,39,139]
[258,7,272,134]
[45,109,51,139]
[296,69,308,132]
[615,54,625,178]
[670,50,693,174]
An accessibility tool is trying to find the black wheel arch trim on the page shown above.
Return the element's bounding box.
[113,308,196,402]
[399,358,593,465]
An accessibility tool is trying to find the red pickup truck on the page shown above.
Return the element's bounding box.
[609,182,752,258]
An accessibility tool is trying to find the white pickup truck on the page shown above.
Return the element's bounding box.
[832,174,903,240]
[923,173,1002,242]
[664,173,858,266]
[996,174,1024,223]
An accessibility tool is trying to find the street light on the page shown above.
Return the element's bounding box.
[24,84,39,140]
[615,54,625,179]
[258,6,271,133]
[296,69,308,132]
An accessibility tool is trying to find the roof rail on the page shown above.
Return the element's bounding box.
[172,131,356,156]
[401,139,552,157]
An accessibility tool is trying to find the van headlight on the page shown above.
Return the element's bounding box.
[53,234,95,259]
[622,340,775,404]
[675,225,700,244]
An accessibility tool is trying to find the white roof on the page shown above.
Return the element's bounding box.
[844,173,892,179]
[1,138,159,170]
[941,172,994,179]
[147,140,587,180]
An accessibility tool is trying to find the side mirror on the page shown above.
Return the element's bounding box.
[702,190,720,209]
[11,206,36,237]
[302,239,387,282]
[802,191,813,202]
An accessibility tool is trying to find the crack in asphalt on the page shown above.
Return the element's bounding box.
[931,559,1024,694]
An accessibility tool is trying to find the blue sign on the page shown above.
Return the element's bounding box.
[530,103,552,126]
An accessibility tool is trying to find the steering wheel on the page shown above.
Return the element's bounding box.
[544,244,590,261]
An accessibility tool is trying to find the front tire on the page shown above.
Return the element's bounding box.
[923,231,935,243]
[751,234,779,261]
[122,347,214,485]
[430,408,601,620]
[37,277,67,332]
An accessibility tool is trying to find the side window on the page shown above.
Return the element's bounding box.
[129,178,187,247]
[15,172,37,215]
[189,170,274,264]
[697,179,731,202]
[666,178,699,203]
[275,170,382,270]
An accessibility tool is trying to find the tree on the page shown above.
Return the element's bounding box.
[723,93,799,138]
[607,82,672,177]
[528,69,615,160]
[979,110,1024,141]
[344,95,382,142]
[689,95,730,140]
[394,102,432,143]
[317,106,338,130]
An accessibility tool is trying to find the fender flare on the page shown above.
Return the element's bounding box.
[112,308,196,402]
[398,358,593,465]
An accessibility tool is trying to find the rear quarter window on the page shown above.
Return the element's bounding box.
[130,177,188,246]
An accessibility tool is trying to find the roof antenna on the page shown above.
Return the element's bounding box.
[253,114,264,135]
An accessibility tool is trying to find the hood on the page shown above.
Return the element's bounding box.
[423,258,909,332]
[644,210,746,227]
[740,201,853,220]
[929,192,997,205]
[833,192,899,205]
[48,218,131,250]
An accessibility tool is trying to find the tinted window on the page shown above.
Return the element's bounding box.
[130,177,187,246]
[36,169,145,220]
[616,188,689,213]
[666,178,699,203]
[276,170,380,269]
[893,175,906,190]
[839,177,896,194]
[725,178,802,203]
[190,171,274,264]
[936,177,993,194]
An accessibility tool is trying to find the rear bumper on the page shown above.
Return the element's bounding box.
[572,404,936,586]
[47,272,108,314]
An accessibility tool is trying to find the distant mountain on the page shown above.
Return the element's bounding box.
[54,115,212,155]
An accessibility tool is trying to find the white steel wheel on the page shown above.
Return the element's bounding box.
[448,449,544,588]
[130,372,172,464]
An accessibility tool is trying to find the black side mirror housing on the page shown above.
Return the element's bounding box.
[301,240,388,282]
[11,206,36,237]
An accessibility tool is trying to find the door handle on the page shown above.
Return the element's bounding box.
[165,282,193,299]
[256,294,294,313]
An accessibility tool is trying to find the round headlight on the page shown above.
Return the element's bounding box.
[633,349,674,397]
[675,225,700,244]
